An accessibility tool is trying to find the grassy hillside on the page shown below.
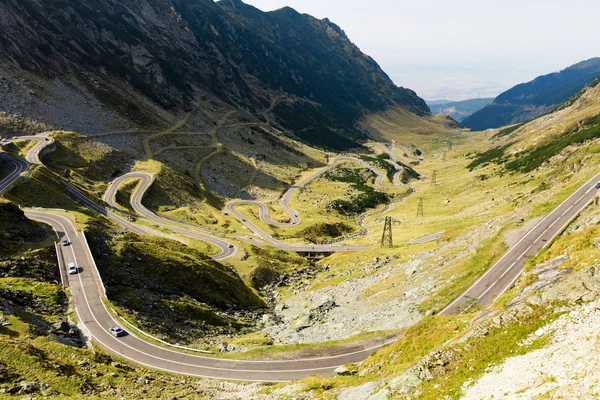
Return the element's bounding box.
[85,219,264,347]
[467,80,600,174]
[278,61,600,400]
[361,106,460,145]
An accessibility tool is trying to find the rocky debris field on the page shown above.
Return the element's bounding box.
[0,66,133,135]
[261,256,431,344]
[462,297,600,399]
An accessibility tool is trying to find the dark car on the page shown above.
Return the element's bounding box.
[109,327,127,338]
[595,181,600,189]
[62,239,70,246]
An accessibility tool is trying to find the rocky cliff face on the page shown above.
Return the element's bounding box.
[0,0,428,149]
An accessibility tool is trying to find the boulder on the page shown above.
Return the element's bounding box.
[367,389,391,400]
[334,365,357,376]
[19,381,41,394]
[292,315,312,332]
[388,369,422,393]
[337,381,380,400]
[261,314,277,326]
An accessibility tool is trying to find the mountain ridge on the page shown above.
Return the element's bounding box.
[462,58,600,131]
[0,0,429,149]
[426,98,493,122]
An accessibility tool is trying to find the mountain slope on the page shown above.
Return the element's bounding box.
[462,58,600,131]
[427,98,493,122]
[0,198,50,256]
[0,0,428,149]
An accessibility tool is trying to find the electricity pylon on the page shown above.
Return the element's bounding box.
[431,170,437,186]
[417,198,424,217]
[442,151,447,161]
[380,216,401,248]
[390,140,397,163]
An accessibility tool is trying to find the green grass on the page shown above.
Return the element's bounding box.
[325,167,390,215]
[0,277,66,312]
[416,306,560,400]
[419,230,508,314]
[506,118,600,172]
[399,161,421,180]
[296,222,354,243]
[247,245,313,290]
[44,131,129,182]
[359,155,393,171]
[4,166,83,210]
[0,198,54,257]
[492,122,527,139]
[466,143,512,171]
[84,219,264,345]
[113,178,139,214]
[361,315,470,375]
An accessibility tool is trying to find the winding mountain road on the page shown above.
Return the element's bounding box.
[103,173,237,260]
[0,153,28,192]
[25,211,396,381]
[3,134,599,381]
[0,137,397,381]
[225,155,404,236]
[104,171,368,253]
[104,152,408,253]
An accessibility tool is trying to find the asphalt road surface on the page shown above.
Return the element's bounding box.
[225,155,403,237]
[0,140,395,381]
[106,171,368,254]
[24,211,397,381]
[0,153,28,192]
[104,173,237,260]
[408,231,445,245]
[5,135,600,380]
[441,172,600,315]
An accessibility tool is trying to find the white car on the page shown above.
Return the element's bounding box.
[109,326,127,337]
[68,263,78,275]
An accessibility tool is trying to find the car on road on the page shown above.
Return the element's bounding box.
[61,239,70,246]
[67,263,78,275]
[109,326,127,337]
[596,181,600,189]
[228,244,234,248]
[242,218,247,222]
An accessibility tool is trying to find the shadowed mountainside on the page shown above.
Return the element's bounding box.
[463,58,600,131]
[0,0,429,149]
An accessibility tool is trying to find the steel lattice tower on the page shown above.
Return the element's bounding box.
[417,198,424,217]
[431,170,437,186]
[381,217,393,248]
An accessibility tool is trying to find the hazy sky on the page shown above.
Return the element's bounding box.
[241,0,600,100]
